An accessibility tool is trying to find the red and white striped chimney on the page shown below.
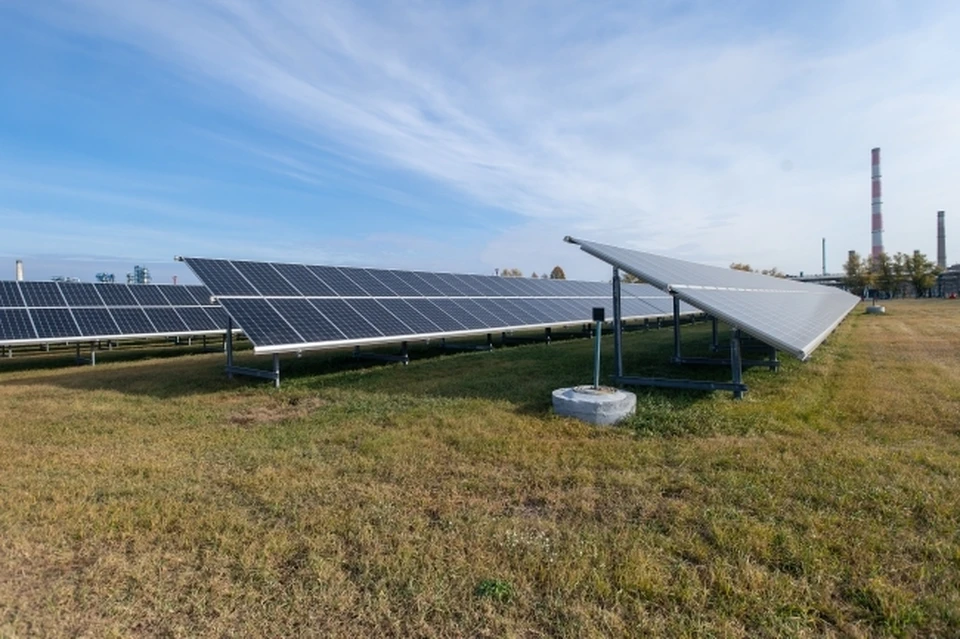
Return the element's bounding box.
[871,147,884,259]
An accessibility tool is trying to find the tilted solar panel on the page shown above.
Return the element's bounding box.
[179,257,697,355]
[566,237,859,360]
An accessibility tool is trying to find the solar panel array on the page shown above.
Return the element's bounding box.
[0,282,230,346]
[181,258,697,354]
[566,237,860,360]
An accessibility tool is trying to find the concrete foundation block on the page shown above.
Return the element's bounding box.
[552,385,636,426]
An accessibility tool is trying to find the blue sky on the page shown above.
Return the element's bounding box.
[1,0,958,283]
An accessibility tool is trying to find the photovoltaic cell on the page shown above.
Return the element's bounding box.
[455,274,501,297]
[346,299,412,336]
[0,309,36,340]
[367,270,421,297]
[269,299,345,343]
[129,285,170,307]
[220,299,303,346]
[58,283,105,308]
[430,299,487,330]
[186,286,215,306]
[231,261,301,297]
[270,263,337,297]
[72,308,120,337]
[203,306,231,329]
[309,299,381,339]
[376,299,443,334]
[403,272,447,296]
[452,299,507,328]
[95,285,138,307]
[144,308,189,333]
[442,274,486,297]
[410,271,460,296]
[176,307,220,332]
[338,268,396,297]
[156,285,200,306]
[0,282,24,307]
[187,259,258,296]
[110,308,157,335]
[31,308,78,338]
[407,300,466,332]
[20,282,66,307]
[306,266,367,297]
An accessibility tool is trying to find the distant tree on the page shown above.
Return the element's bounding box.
[500,268,523,278]
[730,263,754,272]
[620,272,645,284]
[893,252,909,298]
[549,266,566,280]
[843,251,874,296]
[760,267,786,278]
[905,250,940,297]
[875,252,898,298]
[531,272,539,279]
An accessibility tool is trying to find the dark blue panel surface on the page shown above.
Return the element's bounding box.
[448,299,503,329]
[20,282,66,307]
[0,282,24,307]
[31,308,78,338]
[144,308,189,333]
[72,308,120,337]
[270,263,337,297]
[306,266,367,297]
[406,271,455,296]
[337,268,396,297]
[185,286,215,306]
[492,299,540,324]
[156,285,199,306]
[232,261,301,296]
[428,273,472,297]
[458,274,502,297]
[346,299,412,336]
[407,300,466,331]
[538,298,581,322]
[309,299,381,339]
[220,299,303,346]
[202,306,231,330]
[129,285,169,307]
[110,308,157,334]
[510,299,553,323]
[480,299,525,326]
[367,270,421,297]
[176,307,220,332]
[376,299,443,334]
[430,299,487,330]
[0,309,35,340]
[95,285,138,307]
[185,259,259,296]
[59,283,105,307]
[270,299,346,343]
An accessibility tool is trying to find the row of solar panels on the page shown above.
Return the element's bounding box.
[0,283,229,346]
[181,258,697,354]
[184,258,653,299]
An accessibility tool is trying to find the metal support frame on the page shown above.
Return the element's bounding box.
[671,294,682,363]
[730,328,744,399]
[612,267,623,378]
[354,341,410,365]
[224,317,281,387]
[441,333,494,352]
[75,342,97,366]
[711,316,719,352]
[500,327,553,346]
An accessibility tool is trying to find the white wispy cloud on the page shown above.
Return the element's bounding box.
[11,0,960,277]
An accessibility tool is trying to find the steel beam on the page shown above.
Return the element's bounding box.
[613,375,748,393]
[612,267,623,378]
[730,328,744,399]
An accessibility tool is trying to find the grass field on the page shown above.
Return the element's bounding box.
[1,300,958,637]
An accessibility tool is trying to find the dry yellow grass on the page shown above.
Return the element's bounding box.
[0,300,958,637]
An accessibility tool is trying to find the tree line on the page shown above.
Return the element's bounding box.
[498,266,567,279]
[843,250,941,298]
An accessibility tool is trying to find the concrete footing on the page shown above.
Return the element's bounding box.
[865,305,887,314]
[552,385,636,426]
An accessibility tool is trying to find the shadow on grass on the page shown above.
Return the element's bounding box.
[0,323,761,420]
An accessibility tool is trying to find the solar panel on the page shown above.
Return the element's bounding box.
[567,237,859,360]
[180,257,694,355]
[19,282,66,307]
[0,279,230,346]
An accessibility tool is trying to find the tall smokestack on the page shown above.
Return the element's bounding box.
[871,147,884,259]
[15,260,23,282]
[822,238,827,275]
[937,211,946,269]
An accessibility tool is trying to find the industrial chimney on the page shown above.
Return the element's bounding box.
[937,211,946,269]
[822,238,827,275]
[871,148,884,259]
[15,260,23,281]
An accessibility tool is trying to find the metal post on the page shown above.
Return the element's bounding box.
[593,320,602,389]
[401,341,409,365]
[545,327,552,345]
[711,316,719,352]
[487,333,493,349]
[90,345,96,366]
[730,328,744,400]
[672,295,681,363]
[226,317,234,379]
[272,353,280,389]
[613,267,623,378]
[202,334,207,350]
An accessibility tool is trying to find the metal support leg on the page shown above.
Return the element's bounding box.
[672,295,681,363]
[545,327,552,345]
[711,316,719,352]
[730,328,744,400]
[401,341,409,365]
[613,267,623,378]
[272,353,280,389]
[226,317,234,379]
